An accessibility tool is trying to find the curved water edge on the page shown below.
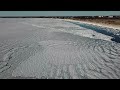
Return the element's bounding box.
[67,21,120,43]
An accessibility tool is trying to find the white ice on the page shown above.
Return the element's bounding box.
[0,18,120,79]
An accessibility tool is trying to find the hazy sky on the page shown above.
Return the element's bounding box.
[0,11,120,16]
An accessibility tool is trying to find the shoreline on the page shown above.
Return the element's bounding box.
[64,19,120,30]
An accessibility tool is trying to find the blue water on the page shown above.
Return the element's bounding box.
[68,21,120,43]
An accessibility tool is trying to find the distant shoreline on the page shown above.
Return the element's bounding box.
[65,18,120,30]
[0,17,120,30]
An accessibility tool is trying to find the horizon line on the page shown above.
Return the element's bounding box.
[0,11,120,16]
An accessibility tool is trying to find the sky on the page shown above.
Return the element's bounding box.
[0,11,120,16]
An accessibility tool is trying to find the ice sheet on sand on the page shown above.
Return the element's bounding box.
[0,18,120,79]
[12,39,120,79]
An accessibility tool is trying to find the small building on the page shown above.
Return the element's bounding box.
[98,16,104,18]
[108,16,113,18]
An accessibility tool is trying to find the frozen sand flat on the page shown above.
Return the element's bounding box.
[0,18,120,79]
